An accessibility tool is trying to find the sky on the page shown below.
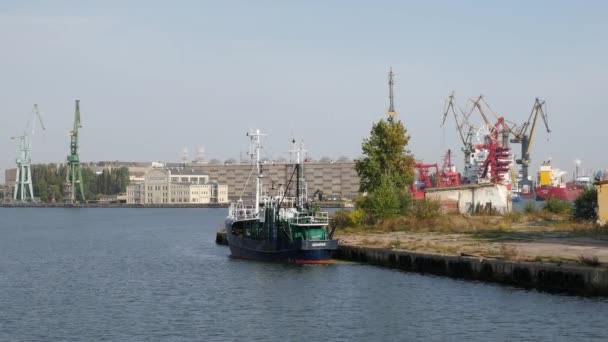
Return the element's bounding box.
[1,0,607,182]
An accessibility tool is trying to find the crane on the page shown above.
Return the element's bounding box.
[509,98,551,189]
[468,95,516,147]
[442,92,476,166]
[64,99,85,205]
[12,104,45,202]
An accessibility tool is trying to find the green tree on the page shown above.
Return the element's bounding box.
[355,119,415,193]
[573,188,598,221]
[364,174,401,219]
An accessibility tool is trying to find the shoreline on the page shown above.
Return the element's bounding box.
[335,244,608,296]
[1,203,229,209]
[0,202,350,209]
[215,230,608,296]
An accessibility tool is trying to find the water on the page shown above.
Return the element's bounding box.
[1,208,607,341]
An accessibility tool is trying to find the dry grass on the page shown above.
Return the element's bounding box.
[578,255,601,267]
[498,245,518,259]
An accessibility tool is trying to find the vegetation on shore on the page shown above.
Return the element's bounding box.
[335,113,604,268]
[29,164,130,202]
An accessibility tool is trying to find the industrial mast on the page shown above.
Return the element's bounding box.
[387,67,397,122]
[12,104,45,202]
[64,99,85,204]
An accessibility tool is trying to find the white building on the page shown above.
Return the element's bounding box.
[127,168,228,205]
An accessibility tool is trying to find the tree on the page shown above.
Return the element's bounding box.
[573,188,598,221]
[355,119,415,193]
[364,174,401,219]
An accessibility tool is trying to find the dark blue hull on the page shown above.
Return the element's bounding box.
[228,243,334,264]
[225,220,337,264]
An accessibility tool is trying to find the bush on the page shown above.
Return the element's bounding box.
[573,188,598,221]
[523,201,538,213]
[398,188,413,215]
[350,209,367,226]
[366,174,401,220]
[411,199,441,220]
[543,198,572,215]
[332,210,354,229]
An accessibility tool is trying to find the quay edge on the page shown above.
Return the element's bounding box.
[336,244,608,296]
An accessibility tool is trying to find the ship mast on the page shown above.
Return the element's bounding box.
[290,139,307,208]
[248,129,265,215]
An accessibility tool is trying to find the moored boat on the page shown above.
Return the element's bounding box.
[224,130,338,264]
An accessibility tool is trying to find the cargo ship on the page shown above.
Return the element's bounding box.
[224,130,338,264]
[534,161,584,201]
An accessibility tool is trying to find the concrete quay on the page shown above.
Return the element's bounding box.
[215,230,608,295]
[336,244,608,296]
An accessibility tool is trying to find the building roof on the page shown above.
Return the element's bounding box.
[166,167,208,176]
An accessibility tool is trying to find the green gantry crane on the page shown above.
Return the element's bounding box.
[64,99,85,205]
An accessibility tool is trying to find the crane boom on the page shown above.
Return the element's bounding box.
[511,97,551,190]
[526,98,550,157]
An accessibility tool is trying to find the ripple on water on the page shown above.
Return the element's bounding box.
[0,208,607,341]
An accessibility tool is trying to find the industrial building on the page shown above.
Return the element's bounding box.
[201,161,359,201]
[127,168,228,205]
[4,160,360,203]
[425,183,512,214]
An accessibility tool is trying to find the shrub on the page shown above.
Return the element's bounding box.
[332,210,354,229]
[573,188,598,221]
[543,198,572,215]
[411,199,441,220]
[366,174,401,220]
[523,201,538,214]
[398,188,413,215]
[350,209,367,226]
[503,212,522,224]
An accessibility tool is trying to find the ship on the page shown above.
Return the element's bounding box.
[224,130,338,264]
[534,161,584,201]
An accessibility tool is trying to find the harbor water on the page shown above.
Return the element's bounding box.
[1,208,607,341]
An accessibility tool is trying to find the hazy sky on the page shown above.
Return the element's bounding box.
[1,0,607,182]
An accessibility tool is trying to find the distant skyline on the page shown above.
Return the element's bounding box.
[1,1,607,182]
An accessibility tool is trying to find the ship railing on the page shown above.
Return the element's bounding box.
[228,203,258,220]
[293,211,330,225]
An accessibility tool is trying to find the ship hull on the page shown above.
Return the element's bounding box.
[225,220,337,264]
[535,185,584,201]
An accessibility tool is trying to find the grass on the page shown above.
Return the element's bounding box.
[578,255,601,267]
[335,208,608,267]
[493,244,518,260]
[387,240,402,249]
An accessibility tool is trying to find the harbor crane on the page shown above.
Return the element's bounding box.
[509,98,551,189]
[441,92,476,166]
[468,95,516,147]
[64,99,85,205]
[12,104,45,202]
